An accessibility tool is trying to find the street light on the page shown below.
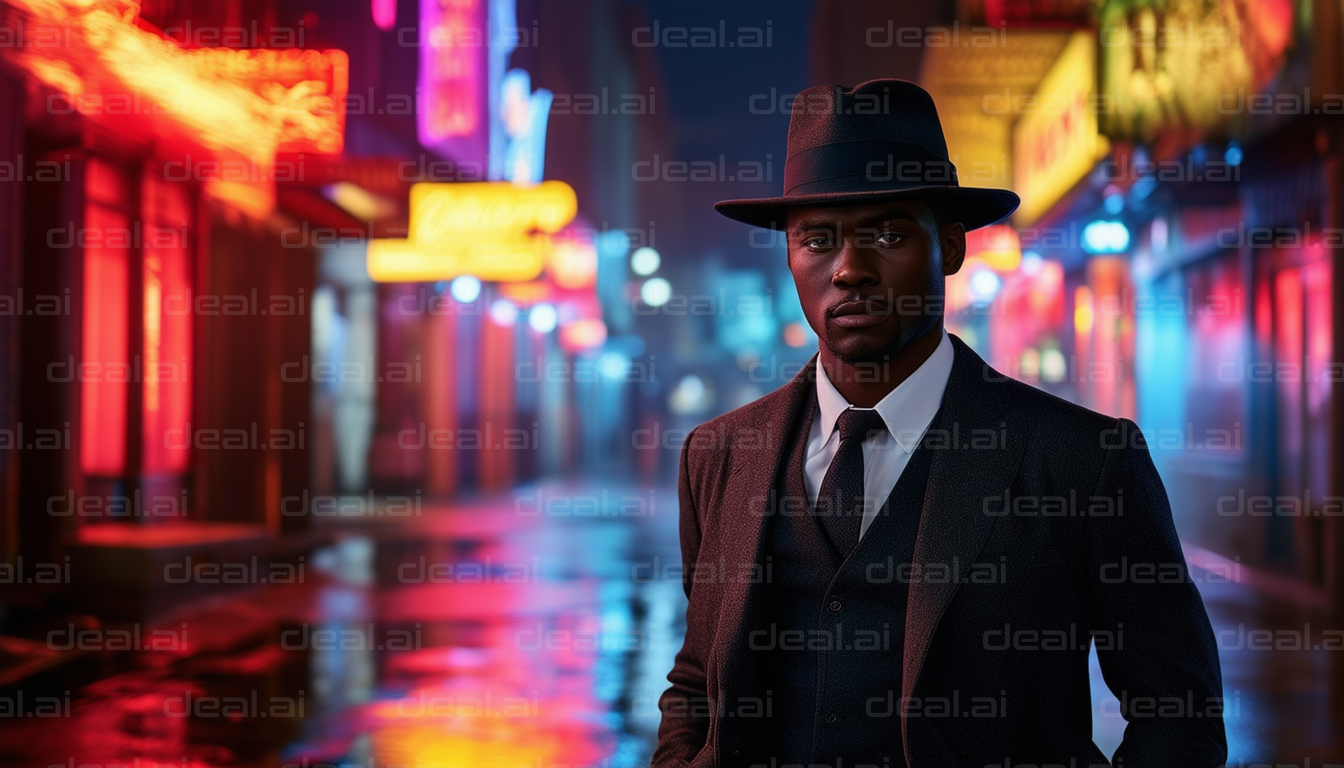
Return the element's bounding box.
[640,277,672,307]
[631,247,661,276]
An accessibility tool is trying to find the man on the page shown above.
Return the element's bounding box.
[652,79,1226,768]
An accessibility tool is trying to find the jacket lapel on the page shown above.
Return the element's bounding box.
[900,334,1028,746]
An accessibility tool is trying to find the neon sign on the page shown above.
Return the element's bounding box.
[180,47,349,154]
[1013,31,1108,226]
[366,181,577,282]
[5,0,348,162]
[1097,0,1295,141]
[495,68,552,184]
[418,0,487,163]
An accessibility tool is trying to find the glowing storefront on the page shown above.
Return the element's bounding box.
[0,0,347,610]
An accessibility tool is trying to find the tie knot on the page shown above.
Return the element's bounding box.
[835,408,886,444]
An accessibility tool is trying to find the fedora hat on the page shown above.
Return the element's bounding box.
[714,78,1019,231]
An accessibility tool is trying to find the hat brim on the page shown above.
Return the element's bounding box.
[713,185,1021,232]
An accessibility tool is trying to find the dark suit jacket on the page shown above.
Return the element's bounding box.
[653,333,1227,768]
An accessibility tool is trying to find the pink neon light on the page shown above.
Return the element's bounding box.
[372,0,398,30]
[418,0,483,145]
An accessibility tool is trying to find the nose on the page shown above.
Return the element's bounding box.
[831,240,880,291]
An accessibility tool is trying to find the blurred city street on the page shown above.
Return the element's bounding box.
[3,0,1344,764]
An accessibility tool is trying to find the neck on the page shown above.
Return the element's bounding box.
[819,322,944,408]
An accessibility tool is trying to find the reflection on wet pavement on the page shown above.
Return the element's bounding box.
[2,482,1342,766]
[0,483,682,768]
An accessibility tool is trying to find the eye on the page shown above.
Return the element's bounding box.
[800,234,832,251]
[876,230,905,246]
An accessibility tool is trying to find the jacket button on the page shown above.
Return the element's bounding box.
[828,598,843,612]
[824,711,838,723]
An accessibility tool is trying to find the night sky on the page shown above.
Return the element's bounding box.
[624,0,815,263]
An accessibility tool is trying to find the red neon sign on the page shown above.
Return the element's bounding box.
[5,0,349,160]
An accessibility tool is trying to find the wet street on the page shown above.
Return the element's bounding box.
[3,482,1344,767]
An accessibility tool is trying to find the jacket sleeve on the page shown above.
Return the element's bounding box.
[1088,417,1228,767]
[651,425,712,767]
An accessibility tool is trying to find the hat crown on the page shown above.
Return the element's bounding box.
[711,77,1020,231]
[786,79,951,161]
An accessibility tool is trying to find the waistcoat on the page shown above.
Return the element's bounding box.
[743,390,941,767]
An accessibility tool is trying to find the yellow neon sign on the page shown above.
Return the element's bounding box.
[367,181,577,282]
[1013,31,1109,226]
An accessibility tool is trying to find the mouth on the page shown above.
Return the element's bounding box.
[827,297,890,328]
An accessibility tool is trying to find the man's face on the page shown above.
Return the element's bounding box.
[786,199,966,365]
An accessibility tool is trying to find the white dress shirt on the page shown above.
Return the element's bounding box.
[804,328,955,543]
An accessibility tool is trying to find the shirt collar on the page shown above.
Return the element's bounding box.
[813,327,955,453]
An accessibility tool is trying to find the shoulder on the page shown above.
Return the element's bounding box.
[946,336,1131,483]
[677,368,810,495]
[979,372,1143,491]
[993,372,1119,433]
[948,333,1119,440]
[683,380,797,457]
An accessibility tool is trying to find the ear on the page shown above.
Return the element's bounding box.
[940,221,967,276]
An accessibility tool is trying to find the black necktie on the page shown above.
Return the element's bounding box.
[816,408,887,559]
